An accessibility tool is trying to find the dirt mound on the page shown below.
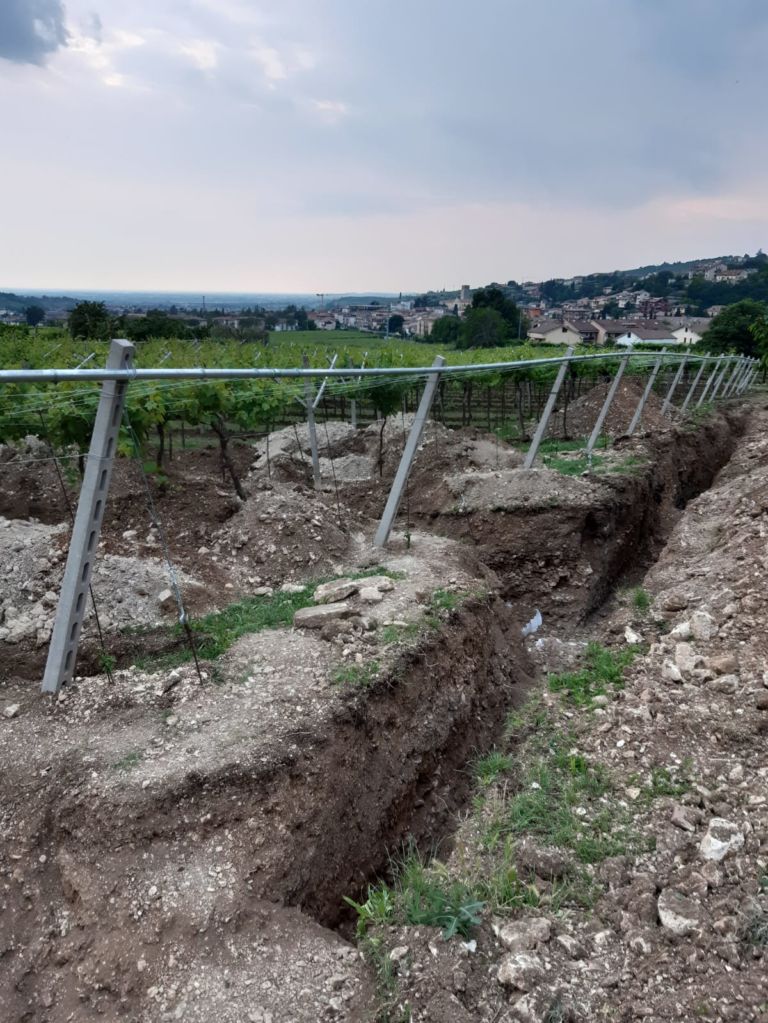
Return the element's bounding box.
[213,480,353,584]
[548,376,670,439]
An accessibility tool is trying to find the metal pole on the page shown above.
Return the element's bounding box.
[302,356,322,491]
[524,347,573,468]
[374,356,445,547]
[709,357,734,402]
[627,348,666,435]
[696,356,724,408]
[723,357,747,398]
[586,354,629,455]
[735,359,755,395]
[739,361,758,394]
[661,354,688,415]
[41,339,135,694]
[680,357,708,414]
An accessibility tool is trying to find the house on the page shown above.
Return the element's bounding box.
[671,325,703,346]
[528,320,582,346]
[564,319,601,345]
[707,305,726,317]
[615,327,681,348]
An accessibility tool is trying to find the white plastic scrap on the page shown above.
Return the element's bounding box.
[521,609,543,637]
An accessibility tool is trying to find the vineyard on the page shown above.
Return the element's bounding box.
[0,329,765,1023]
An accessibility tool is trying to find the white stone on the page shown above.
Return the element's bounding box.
[3,703,19,719]
[662,660,683,683]
[359,575,395,593]
[157,589,175,610]
[699,818,745,862]
[496,952,543,991]
[674,642,698,675]
[359,587,384,604]
[624,626,642,645]
[293,602,354,629]
[670,620,692,640]
[313,579,359,604]
[690,610,717,642]
[280,583,306,594]
[657,888,705,936]
[497,917,551,952]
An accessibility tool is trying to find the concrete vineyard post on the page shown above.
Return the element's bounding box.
[586,354,629,456]
[627,348,666,436]
[523,346,574,468]
[42,339,135,694]
[680,358,708,414]
[374,356,445,548]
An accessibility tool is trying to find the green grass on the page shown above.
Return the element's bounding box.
[474,749,513,786]
[345,851,484,941]
[631,587,652,611]
[135,568,404,672]
[542,453,605,476]
[430,588,461,612]
[482,725,641,866]
[548,642,637,706]
[112,750,143,771]
[379,621,421,646]
[332,660,381,687]
[639,762,692,803]
[136,588,316,671]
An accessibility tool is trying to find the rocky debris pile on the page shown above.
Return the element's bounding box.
[212,480,353,585]
[0,515,203,650]
[250,416,523,489]
[365,405,768,1022]
[548,375,670,439]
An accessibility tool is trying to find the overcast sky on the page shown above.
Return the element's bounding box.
[2,0,768,293]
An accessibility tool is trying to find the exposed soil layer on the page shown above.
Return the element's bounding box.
[368,399,768,1023]
[0,399,753,1022]
[409,409,747,625]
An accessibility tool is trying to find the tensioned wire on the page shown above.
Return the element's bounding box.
[0,353,722,429]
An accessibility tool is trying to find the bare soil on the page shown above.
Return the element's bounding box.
[0,385,761,1023]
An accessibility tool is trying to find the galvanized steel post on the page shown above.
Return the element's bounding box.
[373,356,445,547]
[627,348,666,436]
[680,358,708,414]
[661,354,688,415]
[586,354,629,455]
[524,346,574,468]
[709,357,734,402]
[696,356,724,408]
[41,339,135,693]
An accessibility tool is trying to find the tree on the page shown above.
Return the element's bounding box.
[702,300,768,357]
[470,286,528,338]
[24,305,45,327]
[68,301,112,340]
[387,314,405,335]
[457,307,506,349]
[428,315,461,345]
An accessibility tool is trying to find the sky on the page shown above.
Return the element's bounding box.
[2,0,768,294]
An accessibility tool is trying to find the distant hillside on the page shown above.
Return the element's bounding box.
[0,291,76,313]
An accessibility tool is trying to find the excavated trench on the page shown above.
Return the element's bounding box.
[0,407,751,1019]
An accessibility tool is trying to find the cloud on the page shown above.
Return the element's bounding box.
[0,0,68,65]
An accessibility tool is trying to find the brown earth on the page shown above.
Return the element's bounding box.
[0,388,761,1023]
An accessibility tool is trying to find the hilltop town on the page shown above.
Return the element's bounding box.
[2,251,767,349]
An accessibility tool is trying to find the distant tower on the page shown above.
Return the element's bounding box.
[460,284,471,302]
[202,295,207,313]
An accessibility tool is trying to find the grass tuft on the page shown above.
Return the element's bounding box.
[548,642,637,706]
